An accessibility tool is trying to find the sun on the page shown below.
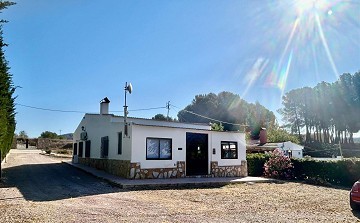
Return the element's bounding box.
[293,0,329,16]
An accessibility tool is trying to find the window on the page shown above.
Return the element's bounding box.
[85,140,91,158]
[73,143,77,155]
[78,142,84,157]
[101,136,109,158]
[118,132,122,155]
[146,138,172,160]
[221,141,238,159]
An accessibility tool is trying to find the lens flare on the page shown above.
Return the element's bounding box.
[240,0,356,101]
[315,12,339,78]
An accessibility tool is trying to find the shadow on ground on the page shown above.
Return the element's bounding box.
[352,209,360,219]
[1,163,121,202]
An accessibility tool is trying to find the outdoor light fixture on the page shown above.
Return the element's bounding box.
[124,82,133,137]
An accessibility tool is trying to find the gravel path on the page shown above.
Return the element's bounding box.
[0,149,359,222]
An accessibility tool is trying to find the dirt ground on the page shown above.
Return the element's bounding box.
[0,150,359,222]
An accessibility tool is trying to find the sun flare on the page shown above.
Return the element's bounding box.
[240,0,356,101]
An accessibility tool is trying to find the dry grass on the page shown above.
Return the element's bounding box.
[1,181,359,223]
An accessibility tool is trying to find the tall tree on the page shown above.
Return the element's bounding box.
[279,71,360,144]
[177,91,276,132]
[0,1,16,161]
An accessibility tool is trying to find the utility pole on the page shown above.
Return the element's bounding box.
[166,101,170,120]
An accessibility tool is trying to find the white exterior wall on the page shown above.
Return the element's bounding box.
[278,141,303,159]
[73,114,132,160]
[131,124,189,169]
[74,114,246,173]
[210,131,246,166]
[131,124,246,173]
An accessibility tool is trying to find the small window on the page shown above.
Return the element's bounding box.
[146,138,172,160]
[101,136,109,158]
[221,141,238,159]
[78,141,84,157]
[85,140,91,158]
[73,143,78,155]
[118,132,122,155]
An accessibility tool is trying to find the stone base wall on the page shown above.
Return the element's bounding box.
[129,161,186,179]
[78,158,130,178]
[211,161,248,177]
[77,158,248,179]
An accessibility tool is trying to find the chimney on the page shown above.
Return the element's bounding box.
[259,127,267,145]
[100,97,110,115]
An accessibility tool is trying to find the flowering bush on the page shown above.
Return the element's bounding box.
[264,148,293,179]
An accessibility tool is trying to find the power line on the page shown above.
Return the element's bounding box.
[16,103,167,114]
[111,106,167,113]
[170,104,244,126]
[16,103,87,113]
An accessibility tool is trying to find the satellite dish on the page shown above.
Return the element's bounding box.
[127,83,133,94]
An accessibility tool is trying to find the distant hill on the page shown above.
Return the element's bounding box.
[60,133,73,140]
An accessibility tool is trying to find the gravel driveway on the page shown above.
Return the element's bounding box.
[0,149,359,222]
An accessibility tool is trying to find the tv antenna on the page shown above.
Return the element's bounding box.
[124,82,133,136]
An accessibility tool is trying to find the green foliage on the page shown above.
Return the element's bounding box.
[18,130,28,139]
[303,142,340,157]
[152,114,176,122]
[211,122,224,131]
[292,158,360,187]
[279,71,360,144]
[267,125,300,144]
[246,153,269,176]
[178,92,276,131]
[0,1,16,161]
[248,153,360,187]
[39,131,63,139]
[264,148,293,179]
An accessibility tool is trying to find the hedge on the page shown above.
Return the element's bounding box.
[292,158,360,187]
[246,153,269,176]
[247,153,360,187]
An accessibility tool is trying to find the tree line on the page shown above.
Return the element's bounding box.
[279,71,360,144]
[177,91,276,135]
[0,1,15,160]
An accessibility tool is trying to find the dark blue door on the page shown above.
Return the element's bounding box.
[186,132,208,176]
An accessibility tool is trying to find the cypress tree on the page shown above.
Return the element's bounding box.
[0,1,15,161]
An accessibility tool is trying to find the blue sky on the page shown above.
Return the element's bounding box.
[2,0,359,137]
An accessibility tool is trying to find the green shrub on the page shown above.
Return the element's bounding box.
[246,153,269,176]
[292,158,360,187]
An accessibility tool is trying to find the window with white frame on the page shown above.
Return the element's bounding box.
[146,138,172,160]
[221,141,238,159]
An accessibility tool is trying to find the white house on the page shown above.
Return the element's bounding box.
[72,99,247,179]
[278,141,304,159]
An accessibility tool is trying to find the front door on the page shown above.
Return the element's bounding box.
[186,132,208,176]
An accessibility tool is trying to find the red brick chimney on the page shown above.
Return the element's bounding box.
[259,128,267,145]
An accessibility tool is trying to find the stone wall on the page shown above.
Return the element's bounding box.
[77,158,248,179]
[78,158,130,178]
[37,138,73,150]
[211,161,248,177]
[129,161,186,179]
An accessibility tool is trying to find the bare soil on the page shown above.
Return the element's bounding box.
[0,149,359,222]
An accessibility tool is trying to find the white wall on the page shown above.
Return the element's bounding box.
[278,141,303,158]
[73,114,132,160]
[210,131,246,166]
[131,124,188,169]
[131,124,246,172]
[74,114,246,172]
